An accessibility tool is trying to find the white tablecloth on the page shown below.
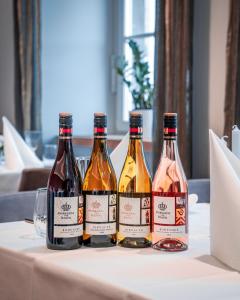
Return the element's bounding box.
[0,204,240,300]
[0,165,21,193]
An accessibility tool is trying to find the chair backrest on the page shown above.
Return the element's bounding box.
[0,191,36,223]
[18,168,51,191]
[188,179,210,203]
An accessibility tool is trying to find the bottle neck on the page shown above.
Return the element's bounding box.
[57,126,73,154]
[92,123,108,154]
[128,136,144,157]
[162,138,178,161]
[57,138,74,155]
[92,137,107,154]
[128,123,144,157]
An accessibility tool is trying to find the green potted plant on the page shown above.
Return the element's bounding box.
[116,39,154,140]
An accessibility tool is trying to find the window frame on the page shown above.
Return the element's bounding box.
[114,0,156,132]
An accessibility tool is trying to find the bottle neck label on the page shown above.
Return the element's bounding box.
[94,127,107,138]
[164,127,177,139]
[130,127,143,139]
[59,127,72,139]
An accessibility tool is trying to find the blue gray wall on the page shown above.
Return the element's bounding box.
[41,0,111,141]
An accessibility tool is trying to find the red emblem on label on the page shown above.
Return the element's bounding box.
[124,203,132,211]
[92,201,101,209]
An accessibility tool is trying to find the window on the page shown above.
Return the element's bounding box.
[116,0,156,130]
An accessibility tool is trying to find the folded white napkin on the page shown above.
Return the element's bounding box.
[2,117,43,171]
[110,133,129,181]
[209,129,240,271]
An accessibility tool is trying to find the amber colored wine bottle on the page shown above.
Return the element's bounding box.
[83,113,117,247]
[47,113,83,250]
[118,112,152,248]
[152,113,188,251]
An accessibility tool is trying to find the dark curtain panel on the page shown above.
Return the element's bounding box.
[224,0,240,144]
[152,0,193,178]
[14,0,41,134]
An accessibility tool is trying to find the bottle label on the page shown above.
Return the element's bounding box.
[85,194,116,235]
[54,196,83,238]
[119,195,151,238]
[153,194,187,238]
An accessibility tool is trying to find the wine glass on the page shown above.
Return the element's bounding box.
[24,130,42,153]
[33,188,47,237]
[0,136,4,165]
[77,156,90,179]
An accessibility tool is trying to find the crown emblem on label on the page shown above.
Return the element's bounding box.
[61,202,71,211]
[158,202,167,211]
[92,201,101,209]
[124,203,132,211]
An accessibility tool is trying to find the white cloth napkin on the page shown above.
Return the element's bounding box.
[209,129,240,271]
[2,117,43,171]
[110,133,129,181]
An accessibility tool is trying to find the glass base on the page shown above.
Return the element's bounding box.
[152,238,188,252]
[118,237,151,248]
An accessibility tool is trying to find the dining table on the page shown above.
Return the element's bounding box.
[0,202,240,300]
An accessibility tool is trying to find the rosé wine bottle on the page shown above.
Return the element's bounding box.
[152,113,188,251]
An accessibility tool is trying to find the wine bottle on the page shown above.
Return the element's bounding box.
[118,112,152,248]
[152,113,188,251]
[83,113,117,247]
[47,113,83,250]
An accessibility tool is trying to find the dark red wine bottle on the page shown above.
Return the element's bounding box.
[47,113,83,250]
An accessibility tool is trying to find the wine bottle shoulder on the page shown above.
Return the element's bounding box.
[152,158,187,193]
[48,155,82,191]
[118,155,151,193]
[83,158,117,191]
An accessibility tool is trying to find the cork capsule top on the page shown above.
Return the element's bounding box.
[164,112,177,128]
[59,112,72,126]
[129,111,143,127]
[130,111,142,117]
[163,112,177,138]
[94,112,106,118]
[164,112,177,117]
[94,112,107,128]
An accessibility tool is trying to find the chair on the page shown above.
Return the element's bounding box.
[0,191,36,223]
[18,168,51,191]
[188,178,210,203]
